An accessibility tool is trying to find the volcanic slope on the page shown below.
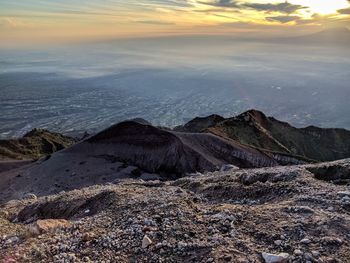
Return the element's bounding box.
[177,109,350,162]
[0,121,304,202]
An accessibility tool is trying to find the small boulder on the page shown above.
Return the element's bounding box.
[341,196,350,203]
[142,235,152,248]
[23,193,37,200]
[140,173,161,181]
[321,236,343,245]
[5,236,20,245]
[262,252,289,263]
[311,251,320,258]
[300,238,312,245]
[82,232,96,242]
[0,211,9,219]
[220,164,239,172]
[274,240,282,246]
[29,219,71,235]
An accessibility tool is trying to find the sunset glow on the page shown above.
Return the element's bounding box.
[291,0,349,15]
[0,0,349,45]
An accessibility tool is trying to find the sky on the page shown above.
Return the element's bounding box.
[1,0,350,45]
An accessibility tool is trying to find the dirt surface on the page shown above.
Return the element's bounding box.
[0,160,34,173]
[1,159,349,262]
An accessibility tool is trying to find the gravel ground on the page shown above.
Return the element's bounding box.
[0,160,350,263]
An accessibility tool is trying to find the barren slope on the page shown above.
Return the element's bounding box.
[179,110,350,162]
[0,160,349,262]
[1,121,306,202]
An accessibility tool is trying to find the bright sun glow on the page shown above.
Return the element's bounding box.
[1,0,350,44]
[291,0,350,15]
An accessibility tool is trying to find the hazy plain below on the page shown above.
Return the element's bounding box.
[1,35,350,139]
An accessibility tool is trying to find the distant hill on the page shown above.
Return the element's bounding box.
[177,109,350,162]
[273,27,350,46]
[0,129,77,160]
[2,109,350,166]
[174,114,225,133]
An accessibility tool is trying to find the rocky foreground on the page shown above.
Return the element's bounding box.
[1,159,349,263]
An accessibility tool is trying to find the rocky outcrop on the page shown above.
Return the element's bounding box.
[0,129,77,160]
[261,252,289,263]
[178,109,350,162]
[29,219,71,235]
[305,159,350,185]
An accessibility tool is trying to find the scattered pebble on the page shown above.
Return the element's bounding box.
[294,249,303,256]
[274,240,282,246]
[142,235,152,248]
[262,252,289,263]
[300,238,311,245]
[1,162,350,262]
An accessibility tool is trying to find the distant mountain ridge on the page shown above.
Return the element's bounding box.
[284,27,350,46]
[175,109,350,162]
[2,109,350,166]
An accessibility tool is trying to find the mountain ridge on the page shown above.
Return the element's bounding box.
[280,27,350,46]
[2,109,349,166]
[0,129,77,160]
[176,109,350,162]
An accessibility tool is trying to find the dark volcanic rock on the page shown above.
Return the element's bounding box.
[85,121,284,175]
[306,160,350,185]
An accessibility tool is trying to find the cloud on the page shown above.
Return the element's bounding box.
[198,0,238,8]
[337,8,350,14]
[135,20,175,25]
[266,15,301,23]
[337,0,350,14]
[295,13,350,26]
[243,2,307,14]
[0,17,26,28]
[212,13,238,19]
